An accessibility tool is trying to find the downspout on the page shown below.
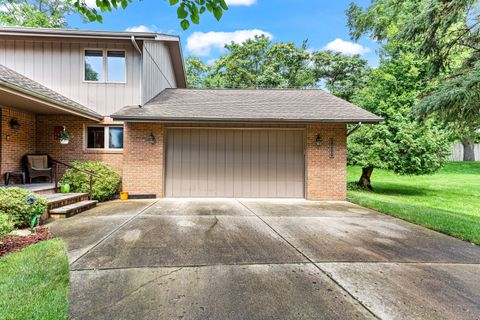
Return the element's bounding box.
[131,36,143,103]
[131,36,142,55]
[347,122,362,137]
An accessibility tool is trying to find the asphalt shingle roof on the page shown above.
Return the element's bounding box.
[0,64,102,120]
[112,89,382,123]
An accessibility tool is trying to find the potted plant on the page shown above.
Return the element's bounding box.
[58,127,72,144]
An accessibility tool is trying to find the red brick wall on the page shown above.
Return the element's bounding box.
[119,122,347,200]
[0,106,36,178]
[306,123,347,200]
[122,122,164,197]
[35,115,123,174]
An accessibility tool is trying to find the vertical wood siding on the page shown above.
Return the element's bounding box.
[165,128,305,198]
[0,38,142,116]
[142,41,177,103]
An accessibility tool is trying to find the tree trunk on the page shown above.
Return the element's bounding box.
[358,166,374,190]
[462,137,476,162]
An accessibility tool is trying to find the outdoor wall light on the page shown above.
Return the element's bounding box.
[146,133,156,144]
[315,134,322,146]
[9,118,20,130]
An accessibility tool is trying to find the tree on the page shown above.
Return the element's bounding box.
[207,36,315,88]
[348,0,480,161]
[185,56,211,88]
[348,53,451,189]
[70,0,229,30]
[414,61,480,161]
[311,51,369,102]
[0,0,73,28]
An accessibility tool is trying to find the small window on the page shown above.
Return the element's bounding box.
[109,127,124,149]
[86,126,123,150]
[87,127,105,148]
[84,50,103,81]
[107,51,126,82]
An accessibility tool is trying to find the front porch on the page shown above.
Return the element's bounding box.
[2,182,56,194]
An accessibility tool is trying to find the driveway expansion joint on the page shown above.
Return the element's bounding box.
[236,199,382,320]
[68,199,159,266]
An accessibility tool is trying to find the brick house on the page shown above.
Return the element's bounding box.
[0,27,382,201]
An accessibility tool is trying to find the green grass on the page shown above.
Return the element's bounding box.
[0,239,69,320]
[347,162,480,245]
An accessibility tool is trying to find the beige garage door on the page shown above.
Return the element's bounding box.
[165,128,305,198]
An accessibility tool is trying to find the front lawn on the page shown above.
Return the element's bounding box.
[347,162,480,245]
[0,238,69,320]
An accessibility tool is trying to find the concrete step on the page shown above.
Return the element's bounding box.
[44,193,89,211]
[49,200,98,218]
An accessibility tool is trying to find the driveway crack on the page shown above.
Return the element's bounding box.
[69,199,159,266]
[80,267,184,317]
[236,199,381,320]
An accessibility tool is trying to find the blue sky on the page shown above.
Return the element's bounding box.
[68,0,378,66]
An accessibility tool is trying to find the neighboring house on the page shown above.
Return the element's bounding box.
[0,27,382,201]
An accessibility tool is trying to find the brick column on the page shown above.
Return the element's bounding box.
[122,122,164,197]
[306,123,347,200]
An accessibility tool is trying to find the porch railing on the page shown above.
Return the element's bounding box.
[51,159,98,200]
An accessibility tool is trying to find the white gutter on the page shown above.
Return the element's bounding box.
[131,36,142,56]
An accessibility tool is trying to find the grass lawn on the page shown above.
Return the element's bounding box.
[347,162,480,245]
[0,238,69,320]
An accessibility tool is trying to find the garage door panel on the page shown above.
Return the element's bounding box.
[166,129,305,198]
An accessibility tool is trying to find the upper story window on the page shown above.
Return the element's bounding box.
[84,49,126,83]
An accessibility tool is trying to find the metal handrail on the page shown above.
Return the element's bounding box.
[51,158,98,200]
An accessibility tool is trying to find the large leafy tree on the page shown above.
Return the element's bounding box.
[189,36,316,88]
[348,0,480,160]
[311,51,369,102]
[348,53,451,188]
[70,0,229,30]
[185,56,211,88]
[0,0,73,28]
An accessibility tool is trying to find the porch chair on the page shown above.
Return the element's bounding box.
[23,155,53,183]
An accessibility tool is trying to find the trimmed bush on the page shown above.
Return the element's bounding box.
[61,161,121,202]
[0,213,14,238]
[0,188,47,227]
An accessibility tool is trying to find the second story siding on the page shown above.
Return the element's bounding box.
[0,28,186,117]
[143,40,177,104]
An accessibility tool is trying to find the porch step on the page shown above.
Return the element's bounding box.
[45,193,89,211]
[49,200,98,218]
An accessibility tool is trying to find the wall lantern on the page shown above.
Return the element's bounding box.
[9,118,20,130]
[315,134,322,146]
[146,133,156,144]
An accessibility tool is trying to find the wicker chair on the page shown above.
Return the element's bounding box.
[23,155,53,183]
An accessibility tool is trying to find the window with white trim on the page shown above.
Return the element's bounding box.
[86,126,124,150]
[84,49,126,83]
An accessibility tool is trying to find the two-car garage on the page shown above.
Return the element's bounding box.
[165,128,305,198]
[113,89,383,200]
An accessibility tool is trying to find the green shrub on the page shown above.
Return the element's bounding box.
[61,161,121,202]
[0,188,47,227]
[0,213,14,238]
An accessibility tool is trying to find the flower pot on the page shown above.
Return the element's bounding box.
[60,139,69,144]
[60,183,71,193]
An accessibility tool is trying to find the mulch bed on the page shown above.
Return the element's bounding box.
[0,226,54,257]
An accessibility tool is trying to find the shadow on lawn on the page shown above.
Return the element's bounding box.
[348,183,430,197]
[348,196,480,245]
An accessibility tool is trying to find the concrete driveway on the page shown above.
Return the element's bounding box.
[49,199,480,320]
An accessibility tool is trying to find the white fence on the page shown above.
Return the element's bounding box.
[450,143,480,161]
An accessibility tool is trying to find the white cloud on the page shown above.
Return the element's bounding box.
[125,25,156,33]
[226,0,256,5]
[324,38,370,55]
[186,29,272,56]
